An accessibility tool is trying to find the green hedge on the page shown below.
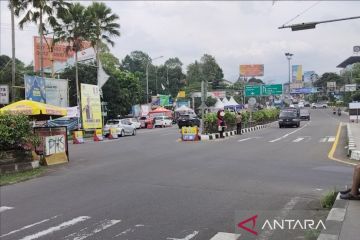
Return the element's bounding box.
[203,108,279,134]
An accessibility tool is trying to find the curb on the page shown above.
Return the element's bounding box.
[0,160,40,174]
[347,123,360,161]
[200,122,275,141]
[317,193,348,240]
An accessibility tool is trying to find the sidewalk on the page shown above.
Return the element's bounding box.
[339,200,360,240]
[347,123,360,160]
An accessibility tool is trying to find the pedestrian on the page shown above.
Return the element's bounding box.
[236,111,242,135]
[217,110,226,138]
[340,164,360,200]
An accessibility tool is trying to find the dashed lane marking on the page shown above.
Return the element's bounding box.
[209,232,241,240]
[0,215,59,238]
[269,122,309,143]
[0,206,14,213]
[64,219,121,240]
[292,137,304,143]
[18,216,91,240]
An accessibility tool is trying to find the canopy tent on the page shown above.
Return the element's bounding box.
[222,97,230,106]
[214,98,225,110]
[175,105,194,114]
[0,100,67,120]
[148,106,172,118]
[224,96,242,111]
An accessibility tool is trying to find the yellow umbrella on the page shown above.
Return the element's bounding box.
[0,100,67,119]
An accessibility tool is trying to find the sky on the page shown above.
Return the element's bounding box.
[1,1,360,84]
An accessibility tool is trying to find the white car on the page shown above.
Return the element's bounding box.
[298,102,304,108]
[127,118,141,129]
[103,119,136,137]
[154,116,173,128]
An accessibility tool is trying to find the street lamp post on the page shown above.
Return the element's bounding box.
[146,56,163,103]
[285,52,293,94]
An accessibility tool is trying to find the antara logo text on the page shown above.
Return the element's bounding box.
[237,215,326,236]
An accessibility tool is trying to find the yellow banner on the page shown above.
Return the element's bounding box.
[177,91,186,98]
[95,129,102,136]
[81,84,102,129]
[73,130,83,138]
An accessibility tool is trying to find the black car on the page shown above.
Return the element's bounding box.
[299,109,310,121]
[278,110,300,128]
[177,114,201,129]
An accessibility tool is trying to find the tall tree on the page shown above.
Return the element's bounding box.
[86,2,120,74]
[314,72,344,88]
[13,0,69,77]
[56,2,91,117]
[200,54,224,89]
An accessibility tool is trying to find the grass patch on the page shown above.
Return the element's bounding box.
[0,167,45,186]
[320,189,337,209]
[304,229,321,240]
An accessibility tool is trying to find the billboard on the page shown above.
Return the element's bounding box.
[303,71,315,82]
[292,65,303,82]
[0,84,9,104]
[80,83,102,129]
[240,64,264,77]
[345,84,357,92]
[33,36,94,73]
[45,78,68,107]
[25,75,46,103]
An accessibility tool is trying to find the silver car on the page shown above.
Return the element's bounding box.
[103,119,136,137]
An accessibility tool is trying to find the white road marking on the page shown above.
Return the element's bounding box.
[209,232,240,240]
[237,137,263,142]
[114,228,134,237]
[135,224,145,227]
[166,230,199,240]
[269,123,309,143]
[292,137,304,143]
[0,206,14,213]
[237,138,252,142]
[327,136,336,142]
[257,197,300,240]
[64,219,121,240]
[0,215,59,238]
[319,138,327,142]
[19,216,90,240]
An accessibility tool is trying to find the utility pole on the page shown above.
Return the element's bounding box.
[10,1,16,102]
[146,56,163,103]
[285,52,293,95]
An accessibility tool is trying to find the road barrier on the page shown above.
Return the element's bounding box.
[73,130,84,144]
[93,129,104,142]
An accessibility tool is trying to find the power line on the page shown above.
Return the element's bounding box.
[282,1,321,27]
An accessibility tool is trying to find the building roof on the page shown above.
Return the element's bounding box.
[337,56,360,68]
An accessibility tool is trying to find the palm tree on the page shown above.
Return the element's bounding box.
[13,0,69,77]
[56,2,90,127]
[86,2,120,67]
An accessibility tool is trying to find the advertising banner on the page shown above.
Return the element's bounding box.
[292,65,303,82]
[181,126,199,141]
[345,84,357,92]
[159,95,170,106]
[240,64,264,77]
[33,36,93,73]
[177,91,186,98]
[65,106,79,118]
[80,83,102,129]
[210,91,226,98]
[0,84,9,104]
[24,75,46,103]
[141,104,150,116]
[176,100,190,108]
[45,78,68,107]
[303,71,315,82]
[290,82,304,90]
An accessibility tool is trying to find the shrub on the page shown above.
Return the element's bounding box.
[203,108,279,134]
[0,114,40,151]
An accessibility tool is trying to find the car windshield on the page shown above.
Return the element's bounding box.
[300,109,309,114]
[179,115,190,119]
[280,111,297,117]
[106,120,119,125]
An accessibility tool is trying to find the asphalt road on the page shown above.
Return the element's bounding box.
[0,109,354,240]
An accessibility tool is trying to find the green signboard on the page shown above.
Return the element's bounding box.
[262,84,283,96]
[245,85,261,96]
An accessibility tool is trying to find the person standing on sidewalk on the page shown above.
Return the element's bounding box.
[236,111,242,135]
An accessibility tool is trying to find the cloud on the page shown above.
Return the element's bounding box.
[1,1,360,83]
